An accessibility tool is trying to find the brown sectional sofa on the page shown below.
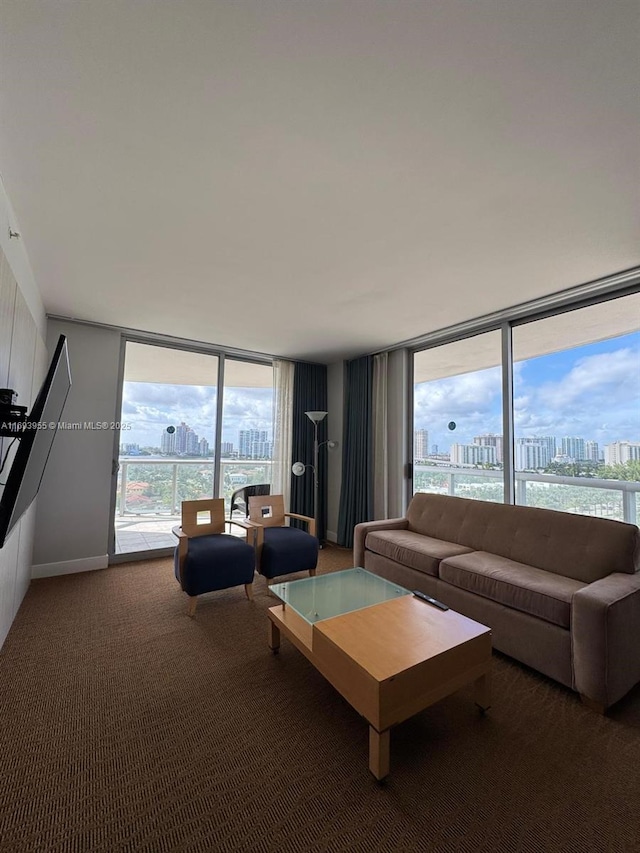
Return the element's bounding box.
[354,493,640,711]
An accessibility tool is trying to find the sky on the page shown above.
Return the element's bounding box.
[120,384,273,449]
[413,331,640,452]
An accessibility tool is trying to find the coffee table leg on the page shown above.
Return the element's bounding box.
[268,619,280,654]
[474,670,492,711]
[369,727,390,781]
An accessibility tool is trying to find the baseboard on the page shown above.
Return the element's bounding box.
[325,530,338,544]
[31,554,109,579]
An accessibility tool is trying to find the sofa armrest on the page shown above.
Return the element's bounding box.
[353,517,408,567]
[572,571,640,708]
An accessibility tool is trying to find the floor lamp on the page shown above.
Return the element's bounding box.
[292,411,338,546]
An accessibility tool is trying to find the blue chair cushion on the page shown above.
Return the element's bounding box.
[259,526,319,580]
[174,533,255,597]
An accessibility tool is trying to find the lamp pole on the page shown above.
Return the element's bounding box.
[305,411,327,543]
[291,412,337,547]
[312,418,320,540]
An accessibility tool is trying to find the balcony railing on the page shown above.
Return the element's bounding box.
[413,465,640,525]
[116,458,639,527]
[116,457,273,518]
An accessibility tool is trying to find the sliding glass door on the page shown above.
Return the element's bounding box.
[219,359,274,515]
[412,331,504,503]
[113,342,219,557]
[512,292,640,523]
[111,343,275,558]
[411,290,640,523]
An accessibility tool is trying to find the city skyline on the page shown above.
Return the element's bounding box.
[120,422,274,459]
[120,382,273,449]
[414,428,640,469]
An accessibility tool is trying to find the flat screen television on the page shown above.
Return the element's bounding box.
[0,334,71,548]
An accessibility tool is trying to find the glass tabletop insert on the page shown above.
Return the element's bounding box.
[269,568,410,625]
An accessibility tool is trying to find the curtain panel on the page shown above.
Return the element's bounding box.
[271,359,295,510]
[372,352,389,520]
[337,355,373,548]
[290,362,328,540]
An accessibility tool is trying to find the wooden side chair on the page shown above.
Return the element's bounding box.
[173,498,257,616]
[247,494,318,584]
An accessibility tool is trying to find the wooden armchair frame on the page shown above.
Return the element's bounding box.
[247,494,317,584]
[172,498,259,616]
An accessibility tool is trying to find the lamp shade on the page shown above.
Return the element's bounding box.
[291,461,306,476]
[305,411,327,424]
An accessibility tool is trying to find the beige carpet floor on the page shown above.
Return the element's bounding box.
[1,545,639,853]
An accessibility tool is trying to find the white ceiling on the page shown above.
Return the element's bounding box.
[1,1,638,363]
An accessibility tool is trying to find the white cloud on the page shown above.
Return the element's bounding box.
[121,382,273,447]
[515,347,640,443]
[415,367,501,415]
[415,342,639,449]
[537,348,638,409]
[414,367,502,444]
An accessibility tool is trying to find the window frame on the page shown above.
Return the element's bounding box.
[408,272,640,513]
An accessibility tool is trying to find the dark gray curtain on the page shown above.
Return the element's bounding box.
[290,362,328,541]
[337,355,373,548]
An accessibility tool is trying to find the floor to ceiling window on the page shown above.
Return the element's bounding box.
[411,288,640,522]
[412,331,504,503]
[113,343,274,557]
[219,359,274,513]
[513,292,640,523]
[114,343,219,555]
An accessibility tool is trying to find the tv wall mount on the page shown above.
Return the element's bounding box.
[0,389,28,437]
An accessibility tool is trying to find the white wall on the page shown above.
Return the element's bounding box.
[0,176,46,648]
[326,361,344,543]
[33,320,122,576]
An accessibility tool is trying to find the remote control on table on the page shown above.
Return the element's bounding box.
[412,590,449,611]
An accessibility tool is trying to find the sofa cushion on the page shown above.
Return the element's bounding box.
[365,530,473,577]
[406,493,640,583]
[440,551,586,628]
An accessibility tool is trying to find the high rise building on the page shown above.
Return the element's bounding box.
[160,430,176,455]
[450,444,496,466]
[185,429,199,456]
[414,429,429,460]
[561,436,586,461]
[238,429,271,459]
[604,441,640,465]
[170,421,202,455]
[473,433,503,463]
[175,422,190,455]
[585,440,600,463]
[221,442,234,456]
[198,437,210,457]
[515,439,548,470]
[255,439,273,459]
[538,436,557,463]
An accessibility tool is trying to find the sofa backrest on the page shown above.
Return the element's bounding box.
[406,493,640,584]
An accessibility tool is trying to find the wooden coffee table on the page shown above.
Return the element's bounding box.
[267,568,492,779]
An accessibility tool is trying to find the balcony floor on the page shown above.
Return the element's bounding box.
[114,513,248,554]
[115,516,180,554]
